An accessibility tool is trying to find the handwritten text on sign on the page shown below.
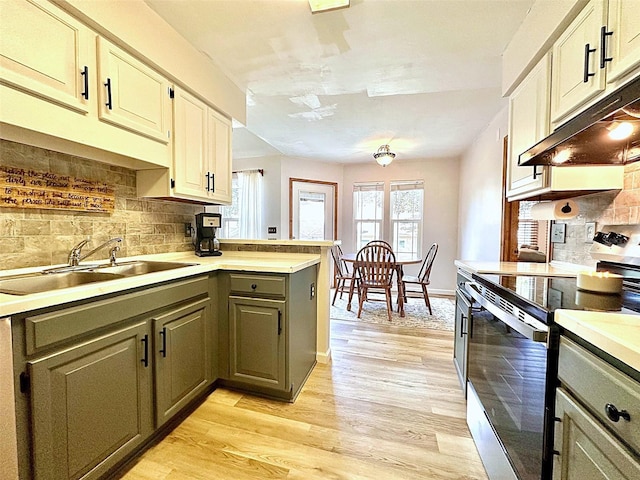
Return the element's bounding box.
[0,166,115,213]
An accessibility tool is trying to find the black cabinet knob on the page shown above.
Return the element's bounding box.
[605,403,631,422]
[251,283,257,290]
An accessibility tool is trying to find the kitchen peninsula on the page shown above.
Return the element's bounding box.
[0,247,322,480]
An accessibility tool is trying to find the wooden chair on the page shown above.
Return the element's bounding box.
[355,243,396,321]
[366,240,393,249]
[402,243,438,314]
[331,245,356,305]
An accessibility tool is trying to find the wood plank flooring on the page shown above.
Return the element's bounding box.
[119,319,488,480]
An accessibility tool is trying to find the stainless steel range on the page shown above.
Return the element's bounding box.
[463,225,640,480]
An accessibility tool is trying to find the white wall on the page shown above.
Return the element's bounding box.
[457,105,508,262]
[341,158,460,293]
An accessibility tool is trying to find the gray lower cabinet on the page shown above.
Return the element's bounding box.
[154,298,212,427]
[554,336,640,479]
[228,296,286,390]
[453,270,472,395]
[12,275,216,480]
[219,266,317,401]
[28,321,153,480]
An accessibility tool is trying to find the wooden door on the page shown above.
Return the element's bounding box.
[154,298,211,427]
[0,0,91,114]
[551,0,607,124]
[97,37,171,144]
[28,321,152,480]
[228,296,286,391]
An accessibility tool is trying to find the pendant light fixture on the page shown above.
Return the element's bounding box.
[373,144,396,167]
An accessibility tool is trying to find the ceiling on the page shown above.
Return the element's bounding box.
[145,0,535,164]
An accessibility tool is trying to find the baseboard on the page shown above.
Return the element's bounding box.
[316,348,331,364]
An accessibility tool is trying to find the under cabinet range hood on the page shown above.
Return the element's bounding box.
[519,78,640,167]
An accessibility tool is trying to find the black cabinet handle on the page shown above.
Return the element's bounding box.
[583,43,596,83]
[600,26,613,68]
[205,172,211,192]
[210,173,215,192]
[141,334,149,367]
[81,66,89,100]
[251,283,257,290]
[278,310,282,335]
[159,327,167,358]
[533,165,542,179]
[104,78,113,109]
[605,403,631,422]
[460,314,467,337]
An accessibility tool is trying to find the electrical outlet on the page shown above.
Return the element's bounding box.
[310,282,315,299]
[184,223,192,237]
[268,226,277,234]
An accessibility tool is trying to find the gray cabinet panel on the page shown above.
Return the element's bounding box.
[154,298,211,427]
[554,388,640,480]
[228,296,286,390]
[28,321,152,480]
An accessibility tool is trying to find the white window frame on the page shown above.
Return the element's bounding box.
[353,182,384,250]
[390,181,424,258]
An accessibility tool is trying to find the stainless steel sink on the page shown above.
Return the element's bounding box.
[0,261,197,295]
[0,271,126,296]
[96,261,197,276]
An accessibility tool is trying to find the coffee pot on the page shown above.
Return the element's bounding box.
[195,213,222,257]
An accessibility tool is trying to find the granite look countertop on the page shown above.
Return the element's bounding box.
[0,251,320,318]
[555,309,640,373]
[454,260,592,277]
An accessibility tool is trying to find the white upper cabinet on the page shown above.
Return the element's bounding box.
[0,0,91,114]
[138,86,232,205]
[507,53,551,200]
[97,37,171,144]
[551,0,640,125]
[606,0,640,83]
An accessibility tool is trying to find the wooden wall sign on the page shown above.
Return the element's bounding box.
[0,166,115,213]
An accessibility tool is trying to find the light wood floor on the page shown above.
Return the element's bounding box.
[120,319,488,480]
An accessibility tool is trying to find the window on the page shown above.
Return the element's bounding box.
[390,181,424,258]
[221,174,240,238]
[298,190,326,240]
[353,182,384,250]
[517,201,539,247]
[220,170,262,238]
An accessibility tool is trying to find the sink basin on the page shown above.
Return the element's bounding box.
[96,261,197,276]
[0,271,126,296]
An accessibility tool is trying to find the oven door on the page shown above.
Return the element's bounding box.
[465,284,552,480]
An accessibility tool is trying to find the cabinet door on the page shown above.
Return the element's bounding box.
[453,289,471,395]
[97,37,171,144]
[0,0,91,114]
[553,388,640,480]
[154,298,211,427]
[507,53,551,199]
[551,0,608,124]
[173,86,208,199]
[28,321,152,480]
[228,296,286,391]
[606,0,640,83]
[207,108,233,203]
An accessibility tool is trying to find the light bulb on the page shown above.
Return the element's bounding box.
[608,121,634,140]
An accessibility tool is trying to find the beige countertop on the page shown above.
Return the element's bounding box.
[0,251,320,318]
[555,309,640,373]
[455,260,592,277]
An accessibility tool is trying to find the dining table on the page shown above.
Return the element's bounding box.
[341,253,422,317]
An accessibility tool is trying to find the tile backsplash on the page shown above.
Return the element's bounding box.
[1,140,202,269]
[552,162,640,267]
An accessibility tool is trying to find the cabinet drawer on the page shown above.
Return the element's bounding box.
[229,274,285,297]
[558,337,640,454]
[24,276,209,355]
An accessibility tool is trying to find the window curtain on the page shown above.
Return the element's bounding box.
[237,169,262,238]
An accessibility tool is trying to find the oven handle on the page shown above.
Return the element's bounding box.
[463,282,548,344]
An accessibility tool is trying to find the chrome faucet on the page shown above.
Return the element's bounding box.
[68,237,123,266]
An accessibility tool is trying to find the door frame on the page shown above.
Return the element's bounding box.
[289,178,338,240]
[501,135,520,262]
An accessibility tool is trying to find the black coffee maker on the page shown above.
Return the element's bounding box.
[195,213,222,257]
